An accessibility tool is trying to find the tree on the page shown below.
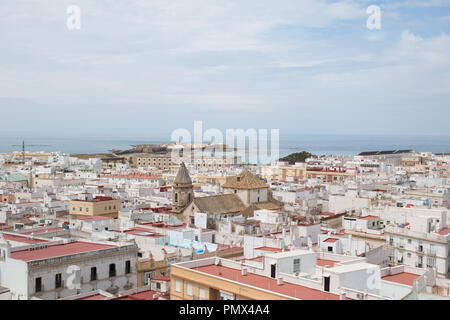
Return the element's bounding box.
[279,151,316,165]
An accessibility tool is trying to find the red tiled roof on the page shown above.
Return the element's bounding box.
[192,265,341,300]
[104,173,162,180]
[111,227,165,238]
[75,293,110,300]
[382,272,420,286]
[358,215,378,220]
[2,233,49,244]
[112,290,160,300]
[10,241,116,262]
[316,259,337,267]
[152,276,170,281]
[21,227,65,235]
[254,246,288,253]
[323,238,339,243]
[438,228,450,235]
[77,216,112,221]
[72,196,116,202]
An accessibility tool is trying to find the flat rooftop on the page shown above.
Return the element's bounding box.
[112,290,161,300]
[2,233,49,245]
[381,272,421,286]
[328,262,377,274]
[191,264,342,300]
[75,293,111,300]
[10,241,116,262]
[316,259,338,267]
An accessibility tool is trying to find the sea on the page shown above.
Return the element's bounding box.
[0,134,449,158]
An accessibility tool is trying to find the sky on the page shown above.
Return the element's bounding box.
[0,0,450,139]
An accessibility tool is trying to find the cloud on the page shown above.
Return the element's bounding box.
[0,1,449,136]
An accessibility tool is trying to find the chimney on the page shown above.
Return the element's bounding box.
[340,292,346,300]
[241,267,247,276]
[277,277,283,285]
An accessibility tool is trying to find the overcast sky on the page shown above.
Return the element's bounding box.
[1,0,450,139]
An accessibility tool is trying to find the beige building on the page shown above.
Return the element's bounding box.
[306,169,356,183]
[69,196,121,219]
[260,163,307,182]
[102,157,127,170]
[131,153,173,170]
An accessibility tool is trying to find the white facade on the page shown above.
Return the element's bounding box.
[0,239,138,300]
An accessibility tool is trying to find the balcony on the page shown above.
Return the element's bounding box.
[426,249,437,257]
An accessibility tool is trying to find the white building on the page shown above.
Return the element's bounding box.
[0,236,138,300]
[385,216,450,279]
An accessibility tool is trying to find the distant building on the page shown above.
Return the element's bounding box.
[101,157,127,170]
[69,195,120,219]
[131,153,173,170]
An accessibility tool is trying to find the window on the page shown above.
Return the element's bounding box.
[35,277,42,293]
[427,257,436,268]
[90,267,97,281]
[156,282,161,290]
[144,271,155,285]
[125,260,131,274]
[293,258,300,273]
[328,246,333,252]
[109,263,116,277]
[175,193,178,202]
[55,273,62,289]
[186,282,193,296]
[175,279,181,292]
[86,207,89,212]
[199,288,206,299]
